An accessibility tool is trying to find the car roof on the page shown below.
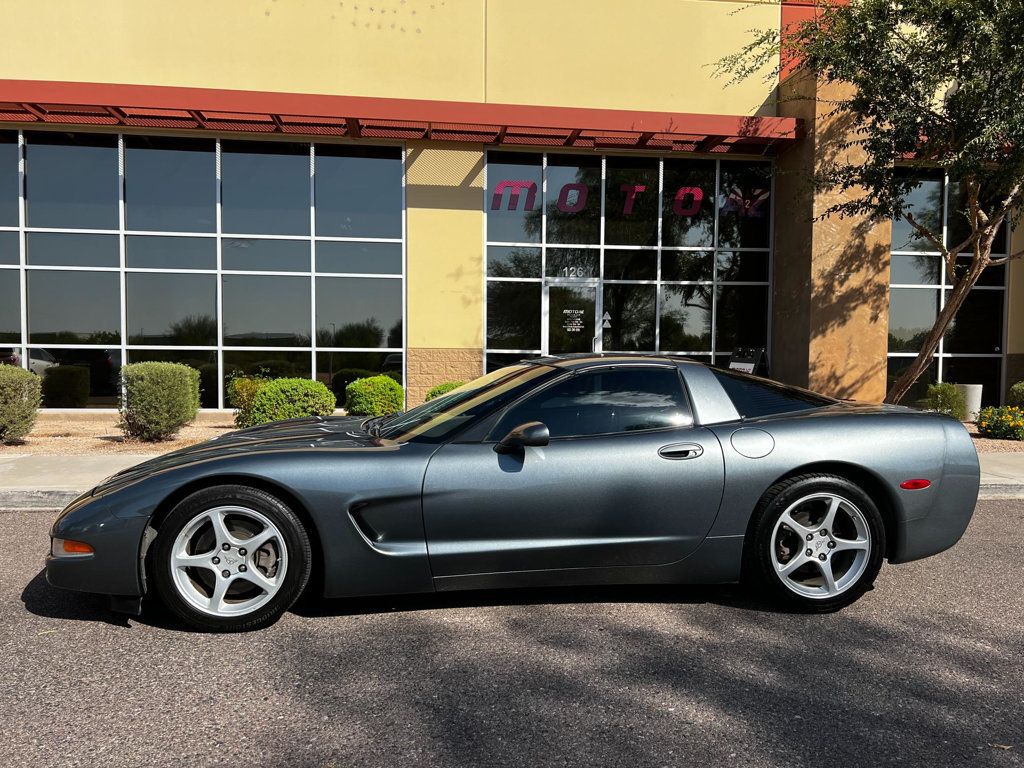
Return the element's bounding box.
[522,353,704,370]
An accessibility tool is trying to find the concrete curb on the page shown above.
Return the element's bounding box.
[0,485,1022,513]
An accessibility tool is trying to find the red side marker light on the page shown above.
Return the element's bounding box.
[899,479,931,491]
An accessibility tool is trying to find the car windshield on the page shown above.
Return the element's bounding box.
[374,364,558,443]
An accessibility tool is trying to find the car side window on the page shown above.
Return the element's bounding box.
[491,367,692,440]
[709,368,833,418]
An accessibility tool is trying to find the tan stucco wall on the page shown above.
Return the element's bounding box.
[773,75,891,402]
[0,0,779,117]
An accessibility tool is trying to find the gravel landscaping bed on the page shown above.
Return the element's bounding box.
[965,422,1024,453]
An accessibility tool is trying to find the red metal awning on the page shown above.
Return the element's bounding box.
[0,80,802,155]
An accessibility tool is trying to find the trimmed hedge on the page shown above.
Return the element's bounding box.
[227,375,267,428]
[118,362,200,441]
[425,380,465,402]
[42,365,90,408]
[0,366,41,443]
[923,382,967,421]
[330,368,378,404]
[247,378,336,426]
[977,406,1024,440]
[345,375,404,416]
[1008,381,1024,408]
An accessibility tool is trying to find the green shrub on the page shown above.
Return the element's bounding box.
[246,378,336,426]
[1007,381,1024,408]
[118,362,200,441]
[330,368,378,404]
[227,375,268,428]
[42,365,90,408]
[923,382,967,421]
[345,375,404,416]
[977,406,1024,440]
[0,366,41,443]
[425,380,465,402]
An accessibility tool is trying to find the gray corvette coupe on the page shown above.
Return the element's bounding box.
[46,355,980,631]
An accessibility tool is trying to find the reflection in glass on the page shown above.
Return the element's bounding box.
[604,250,656,281]
[544,154,600,245]
[602,283,655,351]
[944,289,1003,354]
[487,152,542,243]
[36,348,122,408]
[28,270,120,344]
[716,250,769,283]
[487,246,541,278]
[487,282,541,350]
[888,288,938,352]
[0,132,16,227]
[127,273,217,345]
[315,145,402,238]
[716,285,769,351]
[316,241,402,274]
[545,248,598,279]
[943,357,1002,406]
[955,256,1004,287]
[125,137,215,232]
[26,233,118,267]
[0,269,19,342]
[605,157,658,246]
[947,180,1007,255]
[661,250,713,282]
[129,349,218,407]
[718,162,771,249]
[890,175,942,252]
[25,132,118,229]
[316,351,402,405]
[486,353,530,373]
[548,284,596,354]
[126,236,216,270]
[662,158,715,247]
[222,238,309,272]
[660,285,712,351]
[887,357,937,406]
[224,351,311,390]
[316,277,402,348]
[221,141,310,235]
[0,231,17,265]
[890,253,941,285]
[222,275,310,346]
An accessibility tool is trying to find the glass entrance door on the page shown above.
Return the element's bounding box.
[545,282,598,354]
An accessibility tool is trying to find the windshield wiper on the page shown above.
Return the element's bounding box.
[362,415,387,437]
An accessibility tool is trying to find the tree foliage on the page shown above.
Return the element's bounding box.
[717,0,1024,402]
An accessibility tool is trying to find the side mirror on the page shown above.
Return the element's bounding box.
[494,421,550,454]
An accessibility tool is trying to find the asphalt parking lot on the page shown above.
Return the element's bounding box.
[2,501,1022,768]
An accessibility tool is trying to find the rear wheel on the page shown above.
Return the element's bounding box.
[746,474,885,612]
[151,485,311,632]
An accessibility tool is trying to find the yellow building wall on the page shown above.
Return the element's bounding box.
[0,0,778,117]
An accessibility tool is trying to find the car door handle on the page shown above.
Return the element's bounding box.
[658,443,704,460]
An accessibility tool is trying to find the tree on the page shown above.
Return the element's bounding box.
[716,0,1024,403]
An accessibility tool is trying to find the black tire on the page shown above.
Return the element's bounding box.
[151,485,312,632]
[744,473,886,613]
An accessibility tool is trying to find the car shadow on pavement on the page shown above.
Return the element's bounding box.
[21,570,133,628]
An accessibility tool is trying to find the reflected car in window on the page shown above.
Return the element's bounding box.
[46,355,979,632]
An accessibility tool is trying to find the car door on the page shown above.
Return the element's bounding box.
[421,364,725,577]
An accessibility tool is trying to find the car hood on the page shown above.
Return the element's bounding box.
[94,415,386,494]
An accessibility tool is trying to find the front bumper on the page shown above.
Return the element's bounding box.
[46,498,149,598]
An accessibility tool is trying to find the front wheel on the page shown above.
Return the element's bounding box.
[151,485,312,632]
[745,474,886,612]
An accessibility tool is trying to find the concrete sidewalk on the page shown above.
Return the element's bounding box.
[1,451,1023,509]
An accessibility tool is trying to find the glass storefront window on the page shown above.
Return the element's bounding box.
[126,273,217,346]
[222,238,310,272]
[486,152,542,244]
[315,277,402,348]
[315,145,402,239]
[316,241,402,275]
[125,137,216,232]
[221,141,310,236]
[34,348,122,408]
[0,231,18,266]
[25,133,118,230]
[316,351,403,406]
[0,132,17,227]
[0,270,19,342]
[223,351,311,391]
[890,174,942,252]
[485,154,771,365]
[222,275,311,347]
[126,236,216,270]
[28,270,120,344]
[26,233,119,267]
[128,349,218,408]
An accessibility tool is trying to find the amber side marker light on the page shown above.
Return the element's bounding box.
[51,538,94,556]
[899,479,931,490]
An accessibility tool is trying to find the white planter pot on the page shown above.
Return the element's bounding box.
[955,383,983,422]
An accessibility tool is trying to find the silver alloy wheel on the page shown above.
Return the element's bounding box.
[169,505,289,617]
[769,492,871,599]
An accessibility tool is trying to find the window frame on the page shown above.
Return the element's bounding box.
[485,363,695,443]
